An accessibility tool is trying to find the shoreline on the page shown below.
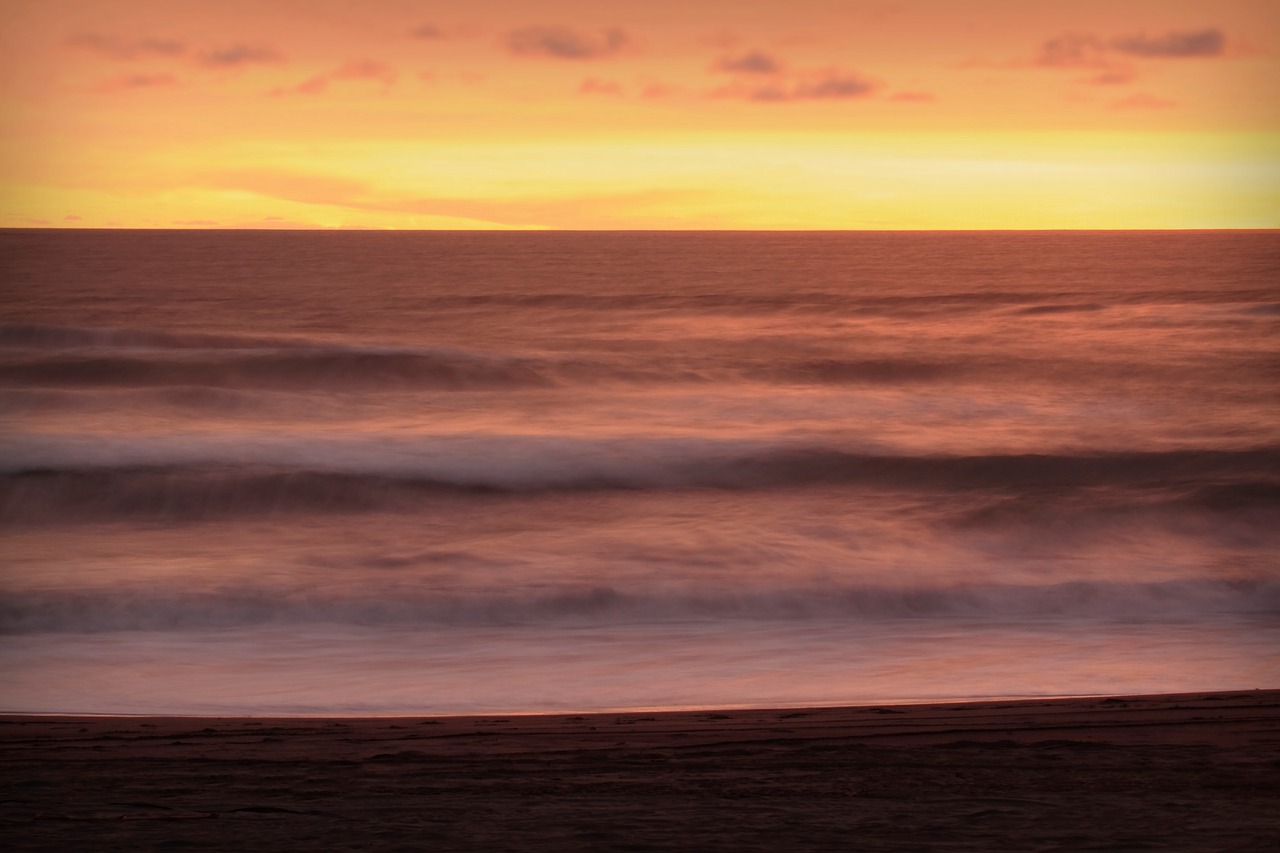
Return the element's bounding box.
[5,684,1271,721]
[1,686,1275,721]
[5,689,1278,850]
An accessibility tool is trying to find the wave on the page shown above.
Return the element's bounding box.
[0,323,979,392]
[4,436,1277,521]
[0,348,557,391]
[0,322,311,351]
[0,385,282,416]
[1,577,1273,634]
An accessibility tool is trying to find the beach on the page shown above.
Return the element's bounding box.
[3,690,1278,851]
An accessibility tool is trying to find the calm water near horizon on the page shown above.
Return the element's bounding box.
[1,229,1277,714]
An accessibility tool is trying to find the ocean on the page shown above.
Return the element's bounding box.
[1,229,1277,715]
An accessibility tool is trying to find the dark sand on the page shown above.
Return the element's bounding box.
[3,690,1278,851]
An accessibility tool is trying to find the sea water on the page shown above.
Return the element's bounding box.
[1,229,1277,714]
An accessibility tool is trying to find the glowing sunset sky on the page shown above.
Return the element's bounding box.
[2,0,1276,230]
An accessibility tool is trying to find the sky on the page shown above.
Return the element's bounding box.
[1,0,1277,230]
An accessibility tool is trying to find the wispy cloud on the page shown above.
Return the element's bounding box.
[198,45,282,68]
[1084,65,1138,85]
[202,169,368,204]
[1034,27,1226,68]
[410,24,446,40]
[1111,29,1224,58]
[579,77,623,96]
[505,26,628,60]
[199,168,705,229]
[1019,27,1226,87]
[715,50,783,75]
[714,69,877,103]
[1034,33,1108,68]
[94,73,180,93]
[277,60,398,96]
[67,33,186,60]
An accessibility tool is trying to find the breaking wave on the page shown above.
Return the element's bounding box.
[4,435,1277,522]
[2,577,1275,634]
[0,323,981,391]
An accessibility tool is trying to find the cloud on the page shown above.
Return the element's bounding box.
[199,45,282,68]
[579,77,623,96]
[411,24,446,40]
[1034,33,1107,68]
[1024,27,1225,87]
[1110,92,1175,109]
[1110,28,1224,58]
[171,219,220,226]
[276,60,398,95]
[94,73,180,93]
[506,26,627,60]
[199,168,703,229]
[790,73,876,99]
[715,50,782,75]
[63,214,82,221]
[202,169,368,204]
[333,59,397,83]
[1084,65,1137,85]
[716,69,877,103]
[67,33,186,60]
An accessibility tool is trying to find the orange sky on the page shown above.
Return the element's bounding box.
[1,0,1276,230]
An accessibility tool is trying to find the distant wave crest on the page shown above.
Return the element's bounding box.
[0,323,977,391]
[2,577,1275,634]
[4,436,1277,522]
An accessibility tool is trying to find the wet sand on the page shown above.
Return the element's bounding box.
[3,690,1278,851]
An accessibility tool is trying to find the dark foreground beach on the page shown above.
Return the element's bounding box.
[3,691,1278,852]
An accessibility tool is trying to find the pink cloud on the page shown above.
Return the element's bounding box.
[276,60,398,96]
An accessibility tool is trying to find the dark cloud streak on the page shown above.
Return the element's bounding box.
[199,45,282,68]
[715,50,782,75]
[506,26,628,60]
[1109,29,1224,58]
[717,70,877,103]
[1034,33,1106,68]
[411,24,446,40]
[1028,26,1225,87]
[67,33,186,60]
[93,73,180,93]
